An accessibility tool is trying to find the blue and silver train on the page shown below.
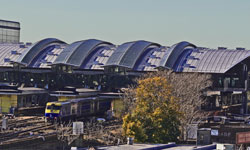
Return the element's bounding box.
[45,97,111,122]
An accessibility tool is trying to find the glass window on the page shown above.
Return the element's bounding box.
[0,20,20,43]
[47,105,61,110]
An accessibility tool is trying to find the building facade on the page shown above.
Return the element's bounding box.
[0,38,249,114]
[0,19,20,43]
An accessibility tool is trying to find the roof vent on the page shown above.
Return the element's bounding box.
[19,44,26,48]
[47,52,54,55]
[187,56,199,60]
[11,50,17,54]
[218,47,227,50]
[4,58,10,62]
[236,47,245,50]
[26,42,32,46]
[41,59,47,63]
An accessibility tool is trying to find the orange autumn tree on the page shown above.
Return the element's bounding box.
[122,76,181,143]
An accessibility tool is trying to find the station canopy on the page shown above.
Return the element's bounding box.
[0,38,247,74]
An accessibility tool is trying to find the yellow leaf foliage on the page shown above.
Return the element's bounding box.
[122,76,181,143]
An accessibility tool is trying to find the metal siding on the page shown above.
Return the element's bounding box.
[202,50,217,72]
[216,51,232,73]
[207,50,221,72]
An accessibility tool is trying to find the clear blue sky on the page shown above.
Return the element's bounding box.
[1,0,250,49]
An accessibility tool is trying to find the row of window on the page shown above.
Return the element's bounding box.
[217,77,242,88]
[0,21,20,28]
[0,29,19,36]
[0,35,19,43]
[0,35,19,40]
[0,27,20,43]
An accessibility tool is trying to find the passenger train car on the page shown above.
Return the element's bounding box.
[45,97,111,122]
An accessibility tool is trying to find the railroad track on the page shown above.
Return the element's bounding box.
[0,116,51,142]
[0,124,55,143]
[8,119,45,129]
[0,116,123,148]
[0,116,42,128]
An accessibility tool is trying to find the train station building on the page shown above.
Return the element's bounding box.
[0,37,249,114]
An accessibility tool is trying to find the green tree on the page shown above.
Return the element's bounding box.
[122,76,181,143]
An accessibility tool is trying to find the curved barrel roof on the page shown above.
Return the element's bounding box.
[28,44,67,68]
[105,40,161,69]
[16,38,65,66]
[1,39,250,74]
[53,39,113,68]
[133,46,169,71]
[80,44,116,70]
[159,41,196,69]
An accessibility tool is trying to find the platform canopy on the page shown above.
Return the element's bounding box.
[0,39,249,74]
[14,38,67,68]
[53,39,115,70]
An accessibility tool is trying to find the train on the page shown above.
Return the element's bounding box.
[45,97,111,122]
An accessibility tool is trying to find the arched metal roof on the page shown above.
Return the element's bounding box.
[177,48,250,73]
[133,46,168,71]
[53,39,113,67]
[16,38,65,66]
[28,44,67,68]
[80,45,115,70]
[159,41,196,69]
[105,40,161,69]
[2,39,250,74]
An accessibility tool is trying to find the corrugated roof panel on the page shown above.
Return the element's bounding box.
[105,41,160,69]
[54,39,113,70]
[203,50,218,72]
[221,51,237,71]
[105,42,135,66]
[54,41,83,65]
[178,48,250,73]
[215,51,231,72]
[0,43,28,67]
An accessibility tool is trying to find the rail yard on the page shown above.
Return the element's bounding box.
[0,7,250,149]
[0,116,55,149]
[0,115,123,149]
